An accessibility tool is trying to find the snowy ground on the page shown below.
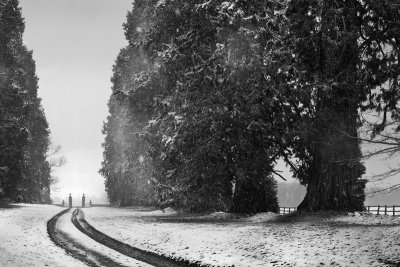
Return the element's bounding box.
[84,207,400,267]
[0,203,85,267]
[1,203,399,267]
[57,209,151,266]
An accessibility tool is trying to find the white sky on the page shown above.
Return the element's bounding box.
[18,0,398,203]
[20,0,133,201]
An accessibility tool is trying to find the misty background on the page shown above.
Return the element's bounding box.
[19,0,132,204]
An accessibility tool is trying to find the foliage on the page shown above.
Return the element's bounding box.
[358,0,400,133]
[285,0,367,211]
[101,0,399,212]
[101,0,301,212]
[0,0,51,203]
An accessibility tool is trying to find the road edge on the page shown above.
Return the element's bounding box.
[47,208,127,267]
[72,209,213,267]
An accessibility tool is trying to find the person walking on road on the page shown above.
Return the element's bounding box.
[82,194,86,208]
[68,193,72,208]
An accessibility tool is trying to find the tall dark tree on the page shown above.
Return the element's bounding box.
[0,0,27,201]
[102,0,297,212]
[20,50,51,203]
[0,0,52,203]
[287,0,367,211]
[100,1,159,206]
[143,0,292,213]
[102,0,399,213]
[285,0,400,211]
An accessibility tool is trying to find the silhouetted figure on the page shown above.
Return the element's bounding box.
[89,200,92,207]
[68,193,72,208]
[62,200,65,207]
[82,194,86,208]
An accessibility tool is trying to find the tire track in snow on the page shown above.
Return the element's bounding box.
[72,208,206,267]
[47,208,148,267]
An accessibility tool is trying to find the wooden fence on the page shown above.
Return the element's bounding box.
[279,205,400,216]
[279,207,297,215]
[366,205,400,216]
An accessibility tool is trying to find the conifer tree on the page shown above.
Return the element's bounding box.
[102,0,399,212]
[102,0,294,212]
[0,0,51,203]
[286,0,367,211]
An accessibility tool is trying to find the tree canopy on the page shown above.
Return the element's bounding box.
[0,0,52,203]
[101,0,400,213]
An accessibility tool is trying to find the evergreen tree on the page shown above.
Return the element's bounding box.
[287,0,367,211]
[102,0,298,213]
[102,0,399,213]
[100,1,159,206]
[358,0,400,132]
[285,0,400,212]
[20,49,51,203]
[0,0,51,203]
[0,0,28,201]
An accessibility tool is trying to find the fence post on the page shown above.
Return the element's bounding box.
[384,205,387,215]
[377,205,380,215]
[283,207,286,214]
[394,205,396,217]
[367,206,370,213]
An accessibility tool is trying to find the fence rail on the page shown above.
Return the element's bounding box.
[279,205,400,216]
[279,207,298,215]
[366,205,400,216]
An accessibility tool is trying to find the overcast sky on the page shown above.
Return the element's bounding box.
[17,0,397,203]
[19,0,133,201]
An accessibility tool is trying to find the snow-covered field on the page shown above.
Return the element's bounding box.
[0,203,85,267]
[1,203,399,267]
[84,207,400,267]
[57,209,151,266]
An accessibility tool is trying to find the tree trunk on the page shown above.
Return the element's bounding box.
[296,0,366,212]
[298,105,366,211]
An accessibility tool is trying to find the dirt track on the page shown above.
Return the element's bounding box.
[47,208,207,267]
[47,208,129,266]
[71,208,205,267]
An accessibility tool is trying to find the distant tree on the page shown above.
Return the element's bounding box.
[100,3,158,206]
[47,144,66,193]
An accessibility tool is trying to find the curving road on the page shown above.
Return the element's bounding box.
[48,208,201,267]
[47,209,152,267]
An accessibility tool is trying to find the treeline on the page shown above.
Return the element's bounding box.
[0,0,52,203]
[101,0,399,213]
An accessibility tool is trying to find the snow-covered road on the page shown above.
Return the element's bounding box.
[0,203,154,267]
[71,208,187,267]
[0,203,85,267]
[84,207,400,267]
[53,209,151,267]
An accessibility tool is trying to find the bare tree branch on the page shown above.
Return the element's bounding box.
[272,170,287,181]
